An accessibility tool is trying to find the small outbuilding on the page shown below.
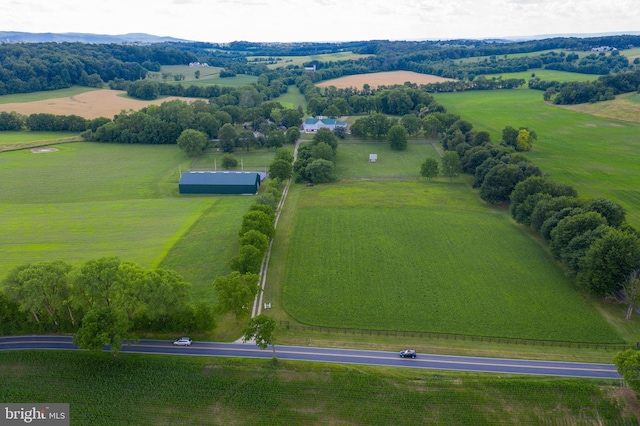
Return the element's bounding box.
[369,154,378,163]
[179,171,261,195]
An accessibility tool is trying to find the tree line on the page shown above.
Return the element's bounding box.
[431,116,640,303]
[529,68,640,105]
[0,258,215,355]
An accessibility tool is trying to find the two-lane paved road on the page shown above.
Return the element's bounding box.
[0,336,621,379]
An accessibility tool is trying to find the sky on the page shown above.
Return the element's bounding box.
[2,0,639,43]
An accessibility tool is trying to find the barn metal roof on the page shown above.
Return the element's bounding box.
[179,171,261,186]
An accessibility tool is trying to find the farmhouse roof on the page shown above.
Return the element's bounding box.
[302,116,348,133]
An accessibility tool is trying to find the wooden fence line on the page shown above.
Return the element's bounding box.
[279,321,636,351]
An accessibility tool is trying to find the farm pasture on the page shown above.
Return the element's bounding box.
[483,69,598,83]
[156,65,258,87]
[557,91,640,123]
[247,51,372,69]
[0,142,256,301]
[333,141,442,179]
[281,180,621,343]
[434,89,640,229]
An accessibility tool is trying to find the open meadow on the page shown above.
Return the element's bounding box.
[433,88,640,229]
[0,141,259,302]
[334,141,441,179]
[247,51,372,69]
[483,69,599,83]
[558,92,640,124]
[156,65,259,87]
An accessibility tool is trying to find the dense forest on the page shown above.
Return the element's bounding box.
[2,35,640,97]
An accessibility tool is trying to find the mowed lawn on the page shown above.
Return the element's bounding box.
[434,89,640,229]
[0,142,254,300]
[282,181,622,343]
[335,141,441,179]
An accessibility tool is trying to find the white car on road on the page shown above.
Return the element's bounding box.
[173,337,193,346]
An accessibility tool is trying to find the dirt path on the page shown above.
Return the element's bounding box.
[250,138,300,319]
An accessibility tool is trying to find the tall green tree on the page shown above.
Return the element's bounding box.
[441,151,462,181]
[286,127,300,145]
[311,142,335,161]
[266,129,286,148]
[72,257,121,310]
[239,230,269,255]
[312,128,338,152]
[615,349,640,392]
[230,245,264,274]
[237,130,257,151]
[212,272,260,322]
[73,306,131,358]
[420,157,439,180]
[239,210,275,240]
[269,159,293,181]
[243,314,277,358]
[579,229,640,297]
[177,129,208,157]
[422,114,443,139]
[218,123,237,153]
[388,125,408,151]
[305,159,336,183]
[550,211,607,258]
[401,114,422,136]
[3,260,74,327]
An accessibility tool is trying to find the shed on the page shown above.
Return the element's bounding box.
[369,154,378,163]
[179,171,261,195]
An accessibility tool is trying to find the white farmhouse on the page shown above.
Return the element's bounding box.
[302,117,348,133]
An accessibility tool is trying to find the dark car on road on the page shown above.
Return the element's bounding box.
[399,349,417,358]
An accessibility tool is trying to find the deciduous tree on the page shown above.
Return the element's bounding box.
[441,151,462,181]
[420,157,439,180]
[177,129,209,157]
[73,306,131,358]
[388,125,408,151]
[243,314,277,358]
[212,272,259,322]
[579,229,640,297]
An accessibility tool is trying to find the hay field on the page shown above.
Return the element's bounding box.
[0,90,202,119]
[557,92,640,124]
[316,71,454,89]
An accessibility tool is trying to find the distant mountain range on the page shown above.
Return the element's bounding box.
[0,31,192,43]
[1,30,640,45]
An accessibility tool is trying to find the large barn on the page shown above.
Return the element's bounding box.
[178,171,262,195]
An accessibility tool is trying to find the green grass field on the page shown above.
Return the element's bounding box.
[0,86,98,104]
[434,89,640,229]
[334,141,441,178]
[0,131,80,143]
[483,69,598,83]
[274,86,306,110]
[190,147,285,172]
[0,351,634,425]
[0,142,262,302]
[247,51,372,69]
[281,180,622,343]
[155,65,259,87]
